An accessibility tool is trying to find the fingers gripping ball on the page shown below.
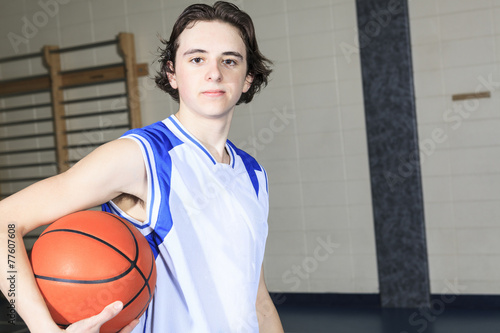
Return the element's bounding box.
[30,211,157,333]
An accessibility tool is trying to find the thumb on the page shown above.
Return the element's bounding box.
[66,301,123,333]
[92,301,123,325]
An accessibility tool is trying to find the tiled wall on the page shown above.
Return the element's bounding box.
[235,0,377,293]
[0,0,377,294]
[409,0,500,294]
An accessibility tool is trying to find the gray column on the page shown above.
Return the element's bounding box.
[355,0,430,308]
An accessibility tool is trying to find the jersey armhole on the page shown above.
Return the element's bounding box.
[117,136,157,230]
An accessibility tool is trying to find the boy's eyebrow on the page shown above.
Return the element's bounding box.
[183,49,244,60]
[222,51,244,60]
[183,48,207,56]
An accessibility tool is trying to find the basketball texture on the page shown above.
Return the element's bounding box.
[31,210,156,333]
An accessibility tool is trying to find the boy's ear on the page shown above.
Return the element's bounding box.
[243,73,253,93]
[166,61,178,89]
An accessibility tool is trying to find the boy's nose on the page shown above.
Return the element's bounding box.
[205,62,223,82]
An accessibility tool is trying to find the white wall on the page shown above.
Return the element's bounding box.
[409,0,500,294]
[0,0,377,294]
[237,0,377,293]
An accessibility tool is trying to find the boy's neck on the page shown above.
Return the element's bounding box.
[175,108,233,164]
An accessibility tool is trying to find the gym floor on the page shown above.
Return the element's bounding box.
[276,304,500,333]
[2,297,500,333]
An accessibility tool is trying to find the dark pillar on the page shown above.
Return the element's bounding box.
[355,0,430,308]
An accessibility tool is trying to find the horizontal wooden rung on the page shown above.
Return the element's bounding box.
[61,62,124,75]
[0,117,53,127]
[0,75,50,97]
[0,176,47,184]
[0,51,43,64]
[62,93,127,105]
[50,38,118,54]
[452,91,491,101]
[0,147,55,156]
[0,103,52,113]
[61,63,127,88]
[64,141,109,149]
[0,132,54,141]
[65,124,129,135]
[0,162,57,170]
[63,108,128,119]
[0,63,148,98]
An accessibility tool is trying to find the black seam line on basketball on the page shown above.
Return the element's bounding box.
[93,213,151,313]
[36,228,139,284]
[122,255,152,309]
[133,254,156,319]
[122,244,154,310]
[106,213,152,311]
[123,248,156,312]
[105,213,155,309]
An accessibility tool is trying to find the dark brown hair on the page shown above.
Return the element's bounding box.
[155,1,272,104]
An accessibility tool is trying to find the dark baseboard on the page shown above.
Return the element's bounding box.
[270,292,500,310]
[430,294,500,310]
[270,292,380,308]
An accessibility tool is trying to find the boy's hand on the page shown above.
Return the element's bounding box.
[64,301,139,333]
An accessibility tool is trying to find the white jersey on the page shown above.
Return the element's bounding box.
[102,115,269,333]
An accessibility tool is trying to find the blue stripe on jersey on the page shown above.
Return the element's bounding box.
[142,307,149,333]
[168,116,217,165]
[145,230,164,258]
[132,122,182,258]
[263,167,269,194]
[127,134,158,230]
[102,121,183,259]
[227,140,262,197]
[101,203,113,214]
[228,143,236,168]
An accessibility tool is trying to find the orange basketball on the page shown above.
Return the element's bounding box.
[30,211,156,333]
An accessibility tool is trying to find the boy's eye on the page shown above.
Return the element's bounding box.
[190,57,203,64]
[223,59,237,66]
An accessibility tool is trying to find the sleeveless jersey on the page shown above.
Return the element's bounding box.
[102,115,269,332]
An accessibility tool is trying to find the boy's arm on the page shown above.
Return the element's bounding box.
[256,264,284,333]
[0,138,146,333]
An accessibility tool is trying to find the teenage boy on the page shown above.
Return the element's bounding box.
[0,2,283,332]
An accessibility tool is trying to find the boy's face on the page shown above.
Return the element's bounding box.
[168,20,252,119]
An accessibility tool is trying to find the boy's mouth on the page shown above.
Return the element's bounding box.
[202,89,226,97]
